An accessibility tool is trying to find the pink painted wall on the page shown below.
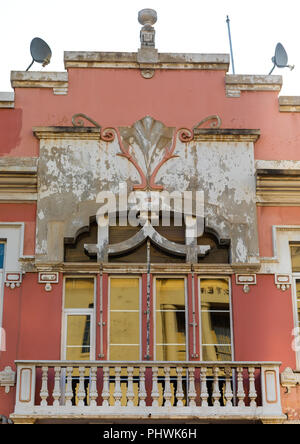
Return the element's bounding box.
[232,274,296,370]
[0,203,36,255]
[257,206,300,257]
[1,68,299,161]
[0,274,63,416]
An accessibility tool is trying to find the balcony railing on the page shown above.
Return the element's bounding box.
[11,361,285,423]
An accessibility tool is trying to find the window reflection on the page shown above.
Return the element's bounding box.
[291,245,300,273]
[156,278,186,361]
[64,278,95,362]
[66,315,91,360]
[200,279,232,361]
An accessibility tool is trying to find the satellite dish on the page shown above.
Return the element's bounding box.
[268,43,294,75]
[26,38,52,71]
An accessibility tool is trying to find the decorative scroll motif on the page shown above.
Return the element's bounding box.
[178,115,222,142]
[194,115,222,130]
[85,219,210,262]
[72,113,101,128]
[71,114,222,191]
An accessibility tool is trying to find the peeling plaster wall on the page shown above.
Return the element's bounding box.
[36,131,258,264]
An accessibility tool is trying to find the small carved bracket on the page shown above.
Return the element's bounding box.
[5,272,22,289]
[236,274,257,294]
[281,367,300,394]
[275,274,291,292]
[38,272,59,292]
[0,366,16,394]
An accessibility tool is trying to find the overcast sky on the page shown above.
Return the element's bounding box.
[1,0,300,95]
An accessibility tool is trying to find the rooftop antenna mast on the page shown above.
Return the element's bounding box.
[226,15,235,74]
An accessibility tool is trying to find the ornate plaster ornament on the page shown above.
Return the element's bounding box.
[280,367,300,393]
[275,274,291,292]
[5,272,22,289]
[0,366,16,393]
[235,274,257,294]
[71,114,222,192]
[38,272,59,292]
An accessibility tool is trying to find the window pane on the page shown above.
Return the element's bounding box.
[109,278,140,360]
[200,278,229,310]
[66,315,91,347]
[200,278,232,361]
[156,278,185,308]
[110,312,139,345]
[109,345,140,361]
[66,346,91,361]
[291,245,300,272]
[156,278,186,361]
[156,344,186,361]
[202,345,232,362]
[65,278,94,309]
[201,311,231,345]
[156,311,186,345]
[0,244,4,269]
[110,278,139,310]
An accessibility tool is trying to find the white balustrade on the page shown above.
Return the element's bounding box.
[12,361,284,422]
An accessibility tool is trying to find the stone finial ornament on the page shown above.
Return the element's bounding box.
[138,8,157,26]
[138,9,157,48]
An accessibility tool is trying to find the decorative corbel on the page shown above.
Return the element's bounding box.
[235,274,257,294]
[5,272,22,289]
[275,274,291,292]
[38,272,59,292]
[0,366,16,394]
[281,367,300,394]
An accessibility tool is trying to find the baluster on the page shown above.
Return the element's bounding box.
[151,367,159,407]
[102,366,110,407]
[77,367,86,407]
[163,367,172,407]
[53,366,61,407]
[200,367,209,407]
[113,367,122,406]
[127,367,135,407]
[212,367,221,407]
[248,367,257,407]
[65,367,73,407]
[176,367,184,407]
[224,367,233,407]
[237,367,245,407]
[188,367,197,407]
[139,366,147,407]
[89,367,98,407]
[40,366,49,406]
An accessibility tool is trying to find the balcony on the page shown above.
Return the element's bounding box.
[11,361,285,424]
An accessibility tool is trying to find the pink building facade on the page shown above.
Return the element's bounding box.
[0,10,300,424]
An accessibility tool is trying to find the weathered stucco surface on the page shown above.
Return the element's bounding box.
[36,117,259,264]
